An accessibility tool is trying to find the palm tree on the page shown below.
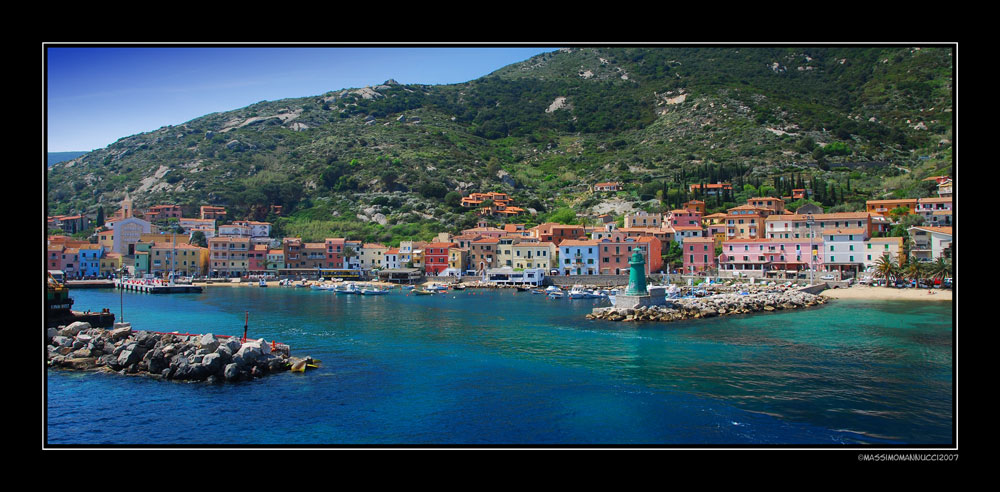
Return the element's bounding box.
[927,256,953,285]
[874,253,898,286]
[903,257,924,288]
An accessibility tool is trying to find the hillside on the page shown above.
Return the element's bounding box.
[46,46,954,244]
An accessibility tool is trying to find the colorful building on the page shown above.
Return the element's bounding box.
[511,242,557,270]
[470,238,499,273]
[77,244,104,277]
[208,236,250,277]
[200,205,227,220]
[424,242,455,276]
[559,239,600,276]
[99,252,123,277]
[448,247,470,273]
[689,182,733,196]
[908,226,953,262]
[720,238,824,278]
[249,244,269,272]
[916,197,953,227]
[625,211,663,229]
[822,227,868,275]
[862,237,904,270]
[866,199,917,217]
[681,237,717,274]
[360,243,388,271]
[765,212,873,240]
[150,242,209,277]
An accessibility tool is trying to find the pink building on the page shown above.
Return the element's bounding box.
[682,237,716,274]
[248,244,268,272]
[595,233,662,275]
[719,238,824,278]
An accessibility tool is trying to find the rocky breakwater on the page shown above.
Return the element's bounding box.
[46,322,312,383]
[587,290,827,322]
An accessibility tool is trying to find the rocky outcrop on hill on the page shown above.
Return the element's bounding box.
[46,322,311,383]
[586,290,826,322]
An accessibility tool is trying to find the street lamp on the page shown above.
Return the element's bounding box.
[806,214,815,285]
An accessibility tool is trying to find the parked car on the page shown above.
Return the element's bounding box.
[820,274,836,280]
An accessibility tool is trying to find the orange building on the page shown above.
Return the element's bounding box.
[866,199,917,217]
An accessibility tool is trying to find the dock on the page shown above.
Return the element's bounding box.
[114,279,203,293]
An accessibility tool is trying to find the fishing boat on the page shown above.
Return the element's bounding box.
[426,283,448,292]
[294,279,310,288]
[547,290,564,299]
[451,283,466,291]
[515,285,530,292]
[413,289,436,296]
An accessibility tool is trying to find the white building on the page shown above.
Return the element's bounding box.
[112,217,153,255]
[908,226,953,262]
[822,227,868,275]
[559,239,599,276]
[383,248,401,270]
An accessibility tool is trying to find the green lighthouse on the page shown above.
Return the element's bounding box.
[624,248,648,296]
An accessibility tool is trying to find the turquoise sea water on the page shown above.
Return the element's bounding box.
[45,287,954,446]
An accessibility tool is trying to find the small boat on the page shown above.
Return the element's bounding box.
[413,289,436,296]
[427,283,448,292]
[568,285,590,299]
[294,279,310,288]
[547,290,564,299]
[515,286,530,292]
[259,279,267,287]
[335,283,360,294]
[451,283,466,290]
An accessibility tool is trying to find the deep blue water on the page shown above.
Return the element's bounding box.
[45,286,954,446]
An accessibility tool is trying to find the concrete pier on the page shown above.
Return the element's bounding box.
[114,279,203,293]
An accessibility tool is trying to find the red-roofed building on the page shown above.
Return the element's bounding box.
[689,182,733,196]
[424,242,456,275]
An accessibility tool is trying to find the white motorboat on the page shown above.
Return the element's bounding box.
[567,285,590,299]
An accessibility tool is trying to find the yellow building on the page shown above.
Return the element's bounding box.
[512,242,557,270]
[449,248,469,272]
[99,252,123,277]
[150,242,209,276]
[96,229,115,249]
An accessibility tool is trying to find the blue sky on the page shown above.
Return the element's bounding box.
[46,46,556,152]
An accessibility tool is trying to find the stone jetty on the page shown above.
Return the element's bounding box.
[587,289,826,322]
[46,321,311,383]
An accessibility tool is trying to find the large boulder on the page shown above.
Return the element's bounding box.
[116,343,147,369]
[223,363,240,381]
[60,321,91,337]
[197,333,220,353]
[110,325,132,342]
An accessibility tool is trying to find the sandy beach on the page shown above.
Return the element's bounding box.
[820,285,953,302]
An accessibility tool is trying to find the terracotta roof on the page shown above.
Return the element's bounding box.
[472,238,500,244]
[385,248,400,255]
[425,242,457,248]
[559,239,599,247]
[362,243,387,249]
